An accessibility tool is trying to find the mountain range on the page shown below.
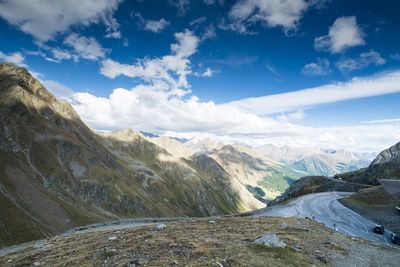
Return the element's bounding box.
[0,62,373,247]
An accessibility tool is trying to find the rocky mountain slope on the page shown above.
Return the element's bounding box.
[0,63,243,247]
[135,128,373,204]
[371,141,400,165]
[207,145,306,202]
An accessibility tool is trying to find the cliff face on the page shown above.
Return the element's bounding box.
[0,63,242,247]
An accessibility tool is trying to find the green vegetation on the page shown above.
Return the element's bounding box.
[258,166,305,195]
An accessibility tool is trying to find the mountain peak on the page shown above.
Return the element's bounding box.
[0,62,79,121]
[371,141,400,165]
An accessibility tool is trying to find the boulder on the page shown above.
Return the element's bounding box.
[253,233,286,247]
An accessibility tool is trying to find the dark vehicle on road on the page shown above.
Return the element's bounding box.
[391,234,400,245]
[373,225,385,234]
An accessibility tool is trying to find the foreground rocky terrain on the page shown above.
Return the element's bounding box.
[1,217,398,267]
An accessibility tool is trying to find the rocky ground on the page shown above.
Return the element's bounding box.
[0,217,398,267]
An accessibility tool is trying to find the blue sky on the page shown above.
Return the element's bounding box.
[1,0,400,152]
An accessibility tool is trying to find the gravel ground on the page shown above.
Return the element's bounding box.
[0,217,398,267]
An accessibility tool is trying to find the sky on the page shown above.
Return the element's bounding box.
[1,0,400,153]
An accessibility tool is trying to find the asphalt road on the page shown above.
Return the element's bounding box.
[253,192,394,245]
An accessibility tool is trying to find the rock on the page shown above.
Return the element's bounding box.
[33,262,41,266]
[155,223,167,231]
[127,259,141,266]
[108,236,118,241]
[292,243,303,250]
[33,241,50,250]
[316,255,327,263]
[253,233,286,247]
[208,220,216,224]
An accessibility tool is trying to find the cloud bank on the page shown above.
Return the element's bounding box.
[0,0,122,41]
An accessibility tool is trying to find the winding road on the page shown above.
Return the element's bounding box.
[252,192,394,245]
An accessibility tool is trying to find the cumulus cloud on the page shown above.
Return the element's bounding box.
[227,70,400,115]
[223,0,325,34]
[145,19,170,33]
[336,50,386,72]
[134,13,170,33]
[63,33,109,61]
[201,68,214,77]
[0,0,123,42]
[0,51,26,66]
[47,48,73,62]
[314,16,365,53]
[100,30,199,89]
[301,58,331,76]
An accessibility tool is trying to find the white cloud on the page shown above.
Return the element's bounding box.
[227,70,400,115]
[145,19,170,33]
[213,54,259,68]
[391,54,400,61]
[63,33,108,61]
[45,66,400,154]
[336,50,386,72]
[56,81,400,153]
[41,80,75,102]
[201,68,214,77]
[102,9,122,39]
[224,0,325,34]
[362,118,400,125]
[168,0,190,15]
[277,110,305,122]
[0,0,123,42]
[202,24,217,40]
[100,30,199,89]
[203,0,225,5]
[50,48,73,62]
[314,16,365,53]
[0,51,26,66]
[301,58,331,76]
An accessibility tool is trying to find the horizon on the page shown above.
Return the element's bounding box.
[1,0,400,153]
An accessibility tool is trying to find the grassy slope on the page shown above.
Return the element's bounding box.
[339,186,400,234]
[1,217,399,267]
